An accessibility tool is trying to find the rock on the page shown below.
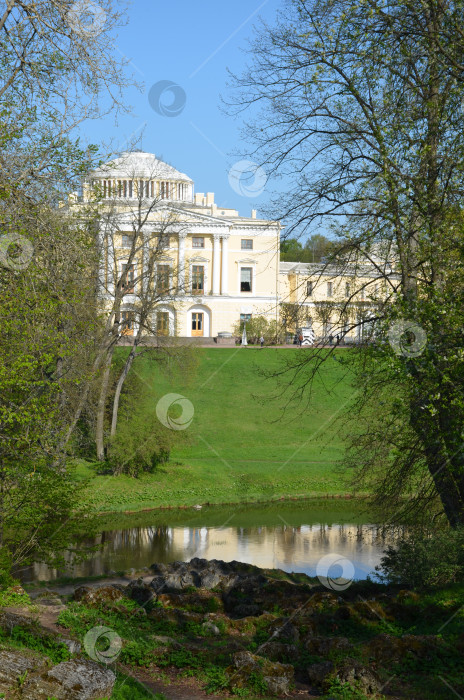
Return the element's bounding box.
[365,633,443,664]
[305,635,353,656]
[307,660,334,685]
[264,675,291,695]
[59,637,82,654]
[34,591,64,607]
[0,650,114,699]
[260,641,298,663]
[202,620,220,635]
[0,648,46,692]
[152,634,183,650]
[150,562,168,575]
[126,578,155,605]
[45,659,115,699]
[268,618,300,644]
[73,585,124,605]
[230,650,294,696]
[332,657,381,695]
[353,600,387,621]
[0,609,35,632]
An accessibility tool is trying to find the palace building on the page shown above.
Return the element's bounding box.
[77,151,388,342]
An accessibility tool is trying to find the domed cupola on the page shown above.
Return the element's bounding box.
[86,151,193,202]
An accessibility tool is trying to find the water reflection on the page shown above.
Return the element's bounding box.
[25,520,392,583]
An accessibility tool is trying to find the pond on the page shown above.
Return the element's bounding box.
[24,500,395,583]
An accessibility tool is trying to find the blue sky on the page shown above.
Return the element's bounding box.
[83,0,284,218]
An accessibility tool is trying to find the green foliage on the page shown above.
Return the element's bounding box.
[280,235,338,263]
[0,585,31,608]
[106,364,189,477]
[247,671,268,695]
[204,666,229,694]
[232,315,282,344]
[0,626,70,664]
[119,639,154,667]
[324,677,370,700]
[111,673,166,699]
[377,527,464,588]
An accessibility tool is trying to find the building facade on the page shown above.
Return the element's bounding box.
[79,151,386,342]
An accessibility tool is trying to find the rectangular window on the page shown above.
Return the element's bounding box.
[327,282,333,297]
[241,239,253,250]
[121,233,134,248]
[121,263,135,294]
[192,265,204,294]
[240,313,252,323]
[192,237,204,248]
[157,311,169,336]
[345,282,350,298]
[306,281,313,297]
[241,267,252,292]
[157,265,170,293]
[121,311,134,334]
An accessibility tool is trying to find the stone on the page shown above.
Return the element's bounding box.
[305,635,353,656]
[126,578,155,605]
[0,648,46,691]
[45,659,115,699]
[0,609,35,633]
[259,641,298,663]
[33,591,63,607]
[268,618,300,644]
[332,658,381,695]
[307,661,334,686]
[73,585,124,605]
[152,634,183,650]
[0,650,114,699]
[202,620,220,635]
[230,650,294,696]
[365,633,443,664]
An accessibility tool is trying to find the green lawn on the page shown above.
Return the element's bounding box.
[78,348,360,513]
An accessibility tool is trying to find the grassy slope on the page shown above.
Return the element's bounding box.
[78,348,359,513]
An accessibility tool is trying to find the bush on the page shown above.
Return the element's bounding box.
[232,316,283,345]
[376,527,464,588]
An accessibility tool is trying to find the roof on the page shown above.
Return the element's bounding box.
[91,151,193,182]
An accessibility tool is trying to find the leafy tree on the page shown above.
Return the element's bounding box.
[230,0,464,526]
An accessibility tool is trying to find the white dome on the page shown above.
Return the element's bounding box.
[92,151,193,183]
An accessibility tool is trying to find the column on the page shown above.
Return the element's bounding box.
[178,232,186,292]
[221,234,229,295]
[212,233,221,295]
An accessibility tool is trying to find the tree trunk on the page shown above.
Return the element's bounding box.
[95,348,114,461]
[110,345,137,439]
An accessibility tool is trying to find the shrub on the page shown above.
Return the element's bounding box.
[376,527,464,588]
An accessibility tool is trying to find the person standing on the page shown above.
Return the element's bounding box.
[260,335,265,348]
[298,332,303,347]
